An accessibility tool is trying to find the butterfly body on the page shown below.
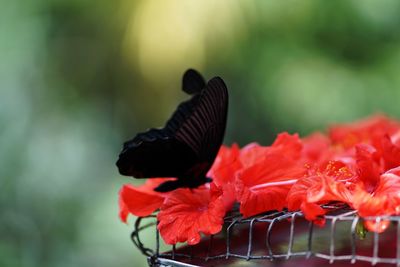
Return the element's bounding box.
[116,69,228,192]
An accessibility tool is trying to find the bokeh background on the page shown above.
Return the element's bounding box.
[2,0,400,266]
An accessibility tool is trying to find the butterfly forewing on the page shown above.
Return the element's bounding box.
[164,95,200,135]
[175,77,228,163]
[117,129,197,177]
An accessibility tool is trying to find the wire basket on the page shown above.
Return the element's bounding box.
[131,204,400,267]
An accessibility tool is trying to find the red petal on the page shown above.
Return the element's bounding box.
[287,177,327,223]
[208,144,242,186]
[287,175,312,211]
[329,114,400,149]
[300,202,326,221]
[355,144,381,192]
[287,161,354,222]
[218,182,236,212]
[119,193,130,223]
[392,130,400,146]
[119,178,171,220]
[157,185,225,245]
[352,186,388,217]
[307,175,353,204]
[270,132,303,160]
[353,167,400,218]
[364,220,391,233]
[207,144,242,211]
[236,152,305,218]
[302,132,332,166]
[240,142,268,167]
[237,178,295,218]
[381,135,400,171]
[239,133,302,168]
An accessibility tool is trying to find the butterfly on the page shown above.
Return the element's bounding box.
[116,69,229,192]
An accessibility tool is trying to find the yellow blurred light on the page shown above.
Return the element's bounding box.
[124,0,249,84]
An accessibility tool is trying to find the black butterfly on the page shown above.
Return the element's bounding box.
[116,69,229,192]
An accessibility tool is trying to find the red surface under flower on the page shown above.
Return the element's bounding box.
[157,184,225,245]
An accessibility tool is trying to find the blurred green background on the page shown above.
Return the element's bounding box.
[2,0,400,266]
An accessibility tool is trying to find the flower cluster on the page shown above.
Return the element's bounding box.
[119,114,400,245]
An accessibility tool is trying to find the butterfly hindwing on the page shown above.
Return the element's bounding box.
[117,129,197,178]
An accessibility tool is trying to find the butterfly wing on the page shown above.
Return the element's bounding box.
[174,77,228,175]
[116,71,228,191]
[116,129,198,178]
[153,77,228,192]
[116,72,204,178]
[163,69,205,134]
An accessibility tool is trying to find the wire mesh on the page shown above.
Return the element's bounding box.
[131,204,400,267]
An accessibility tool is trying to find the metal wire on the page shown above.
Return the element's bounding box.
[130,216,156,257]
[131,205,400,266]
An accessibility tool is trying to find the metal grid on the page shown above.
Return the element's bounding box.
[131,204,400,267]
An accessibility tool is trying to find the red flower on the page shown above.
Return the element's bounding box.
[239,142,269,167]
[363,220,391,233]
[287,161,354,223]
[157,184,225,245]
[352,167,400,232]
[207,144,242,211]
[329,114,400,149]
[270,132,303,159]
[117,114,400,240]
[350,142,400,232]
[355,144,381,192]
[119,194,130,223]
[302,132,358,172]
[380,134,400,171]
[353,134,400,192]
[302,132,332,165]
[236,133,306,218]
[119,178,173,222]
[208,144,242,186]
